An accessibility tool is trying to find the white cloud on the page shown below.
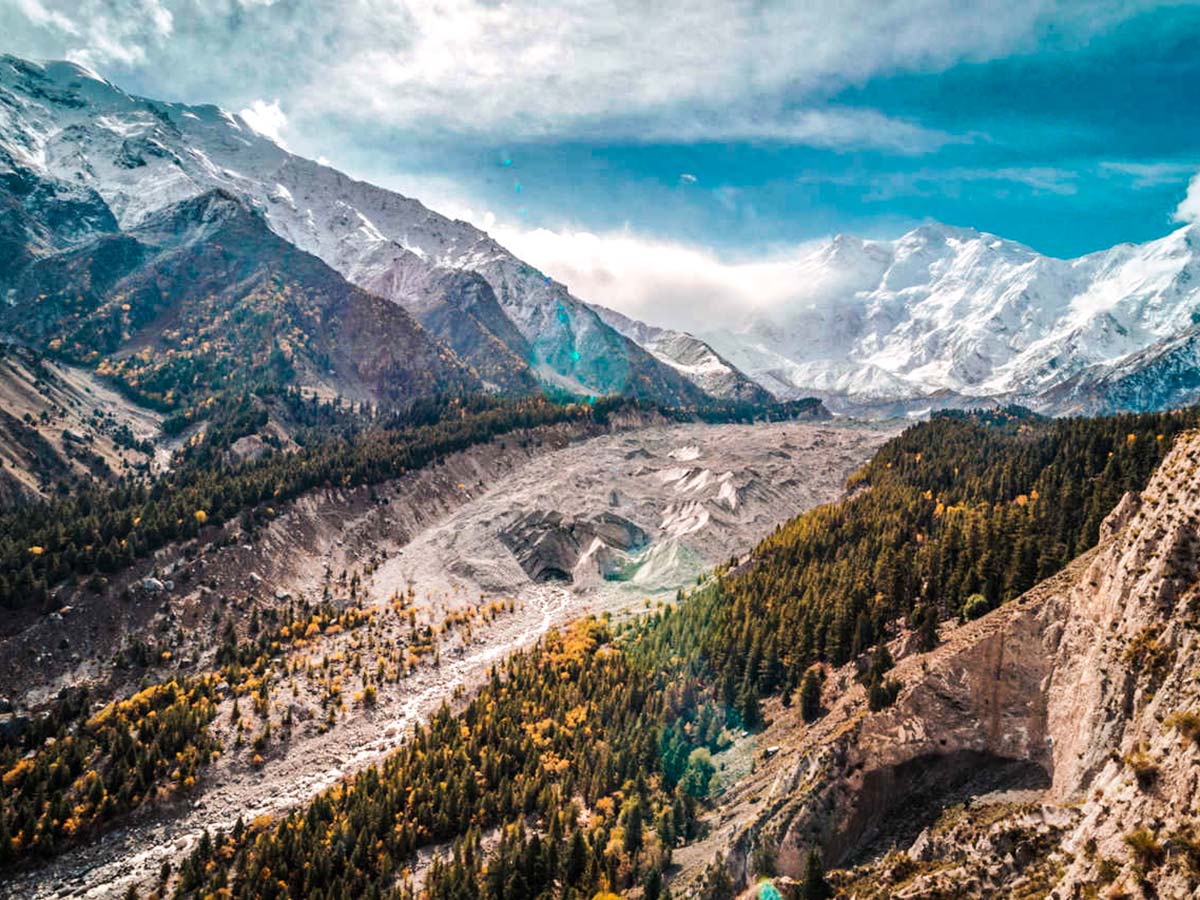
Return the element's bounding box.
[12,0,78,36]
[0,0,1147,150]
[622,106,958,153]
[355,169,801,331]
[239,98,289,148]
[147,0,173,38]
[488,223,813,334]
[1175,171,1200,225]
[299,0,1025,147]
[341,170,809,333]
[825,165,1081,203]
[9,0,176,68]
[1100,161,1198,188]
[357,170,803,332]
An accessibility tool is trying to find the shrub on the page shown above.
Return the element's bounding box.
[1123,626,1174,694]
[868,678,902,712]
[1123,751,1159,790]
[1165,710,1200,747]
[683,747,716,798]
[1124,827,1164,869]
[1096,856,1119,885]
[961,593,990,621]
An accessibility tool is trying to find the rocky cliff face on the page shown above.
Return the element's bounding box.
[683,430,1200,899]
[592,304,773,404]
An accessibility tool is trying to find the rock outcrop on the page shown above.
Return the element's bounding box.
[686,429,1200,899]
[499,510,649,583]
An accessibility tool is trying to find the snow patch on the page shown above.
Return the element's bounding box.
[269,182,295,207]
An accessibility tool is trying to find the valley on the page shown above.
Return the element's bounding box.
[0,416,889,899]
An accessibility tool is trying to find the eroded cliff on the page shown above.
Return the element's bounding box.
[681,430,1200,899]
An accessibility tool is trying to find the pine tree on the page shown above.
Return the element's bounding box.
[800,848,832,900]
[736,671,762,731]
[799,667,823,723]
[623,800,644,855]
[916,603,939,651]
[644,866,663,900]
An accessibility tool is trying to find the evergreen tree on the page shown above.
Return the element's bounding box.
[623,800,644,855]
[915,603,939,651]
[799,848,832,900]
[799,667,823,723]
[736,671,763,731]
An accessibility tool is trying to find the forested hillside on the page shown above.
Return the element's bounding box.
[655,407,1200,725]
[0,394,627,611]
[176,618,709,900]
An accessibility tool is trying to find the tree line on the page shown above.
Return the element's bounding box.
[0,395,625,610]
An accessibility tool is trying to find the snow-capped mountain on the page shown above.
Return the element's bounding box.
[699,222,1200,413]
[5,54,1198,418]
[1040,321,1200,415]
[590,305,771,403]
[0,55,707,405]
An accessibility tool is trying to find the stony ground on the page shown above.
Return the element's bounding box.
[368,420,891,622]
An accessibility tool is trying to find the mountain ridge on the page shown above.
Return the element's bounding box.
[697,219,1200,414]
[591,303,773,403]
[0,55,710,407]
[0,186,479,411]
[7,54,1198,418]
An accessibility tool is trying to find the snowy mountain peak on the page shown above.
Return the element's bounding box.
[701,217,1200,414]
[0,54,710,406]
[36,58,112,87]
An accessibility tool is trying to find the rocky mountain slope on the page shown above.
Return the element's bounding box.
[0,188,477,411]
[0,344,161,505]
[696,223,1200,414]
[0,55,707,405]
[1043,321,1200,416]
[592,304,772,403]
[679,427,1200,899]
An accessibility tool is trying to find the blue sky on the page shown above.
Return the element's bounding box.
[4,0,1200,322]
[364,3,1200,257]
